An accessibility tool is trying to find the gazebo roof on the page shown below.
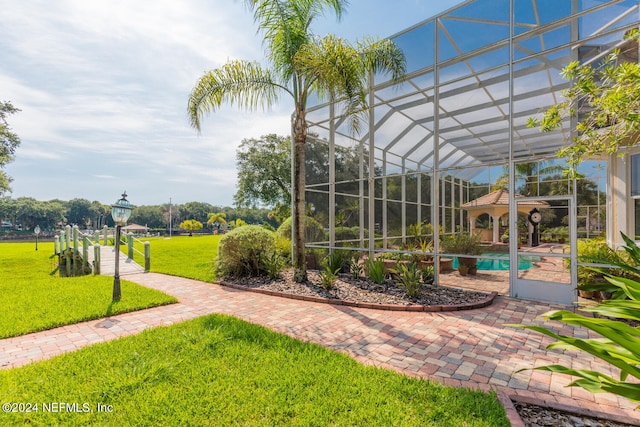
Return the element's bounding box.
[122,223,148,231]
[462,189,549,209]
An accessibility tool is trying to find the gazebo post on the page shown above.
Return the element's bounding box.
[492,215,501,243]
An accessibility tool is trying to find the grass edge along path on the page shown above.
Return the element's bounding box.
[0,242,177,339]
[0,314,509,426]
[132,235,219,283]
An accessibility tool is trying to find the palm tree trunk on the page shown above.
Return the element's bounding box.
[292,103,307,282]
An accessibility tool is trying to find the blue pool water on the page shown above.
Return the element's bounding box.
[451,252,539,271]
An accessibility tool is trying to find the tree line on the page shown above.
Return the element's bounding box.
[0,197,277,233]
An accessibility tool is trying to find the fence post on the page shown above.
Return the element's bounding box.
[66,253,72,277]
[94,230,100,245]
[93,244,101,275]
[127,233,134,259]
[54,235,60,254]
[73,226,79,256]
[103,225,108,246]
[59,231,65,252]
[144,241,150,271]
[83,236,89,271]
[65,225,71,252]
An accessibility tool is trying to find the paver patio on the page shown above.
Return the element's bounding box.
[1,272,637,421]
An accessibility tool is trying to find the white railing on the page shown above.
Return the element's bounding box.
[54,225,149,274]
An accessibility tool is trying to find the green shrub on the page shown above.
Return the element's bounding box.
[274,235,292,263]
[277,216,326,243]
[217,226,275,277]
[335,226,368,241]
[440,232,483,255]
[574,238,625,287]
[262,222,276,232]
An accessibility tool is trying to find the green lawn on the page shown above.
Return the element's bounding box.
[0,242,177,339]
[0,315,508,426]
[132,235,219,282]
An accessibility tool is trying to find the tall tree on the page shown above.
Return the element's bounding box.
[0,101,21,195]
[129,205,165,229]
[493,161,563,196]
[179,219,203,236]
[206,212,227,233]
[188,0,406,281]
[235,134,291,210]
[179,201,215,224]
[66,198,98,227]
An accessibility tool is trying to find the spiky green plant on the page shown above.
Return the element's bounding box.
[349,258,363,279]
[510,232,640,406]
[366,257,386,285]
[397,262,422,300]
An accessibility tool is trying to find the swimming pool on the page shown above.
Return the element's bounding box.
[451,252,539,271]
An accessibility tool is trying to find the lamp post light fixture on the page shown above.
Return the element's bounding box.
[110,191,133,302]
[34,225,41,251]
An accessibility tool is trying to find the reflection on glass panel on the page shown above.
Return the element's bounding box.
[305,139,330,185]
[405,204,417,232]
[306,105,330,126]
[386,201,403,236]
[579,0,639,38]
[438,18,509,57]
[517,25,572,55]
[515,197,571,283]
[449,0,510,22]
[386,176,403,202]
[516,253,571,284]
[335,194,361,229]
[406,174,419,203]
[514,0,572,33]
[307,190,328,244]
[632,154,640,197]
[387,21,434,76]
[636,199,640,240]
[376,81,422,103]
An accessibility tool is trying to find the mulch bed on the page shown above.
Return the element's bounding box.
[221,268,491,308]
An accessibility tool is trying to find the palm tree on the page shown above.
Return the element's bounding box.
[188,0,406,281]
[206,212,227,233]
[492,161,563,196]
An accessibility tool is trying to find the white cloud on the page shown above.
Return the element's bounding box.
[1,0,464,206]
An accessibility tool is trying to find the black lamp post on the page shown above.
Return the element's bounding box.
[111,191,132,302]
[34,225,41,251]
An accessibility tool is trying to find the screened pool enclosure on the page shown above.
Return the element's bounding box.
[303,0,640,305]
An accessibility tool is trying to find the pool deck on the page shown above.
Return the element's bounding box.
[439,244,570,295]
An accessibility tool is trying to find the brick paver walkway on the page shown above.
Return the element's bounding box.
[1,272,637,420]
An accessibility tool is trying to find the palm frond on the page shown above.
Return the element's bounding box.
[293,33,405,135]
[187,60,289,132]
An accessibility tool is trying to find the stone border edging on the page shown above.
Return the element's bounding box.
[499,392,640,427]
[216,280,497,312]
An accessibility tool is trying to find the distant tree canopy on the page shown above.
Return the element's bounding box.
[0,101,21,195]
[0,197,279,233]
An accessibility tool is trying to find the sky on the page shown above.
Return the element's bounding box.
[1,0,465,207]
